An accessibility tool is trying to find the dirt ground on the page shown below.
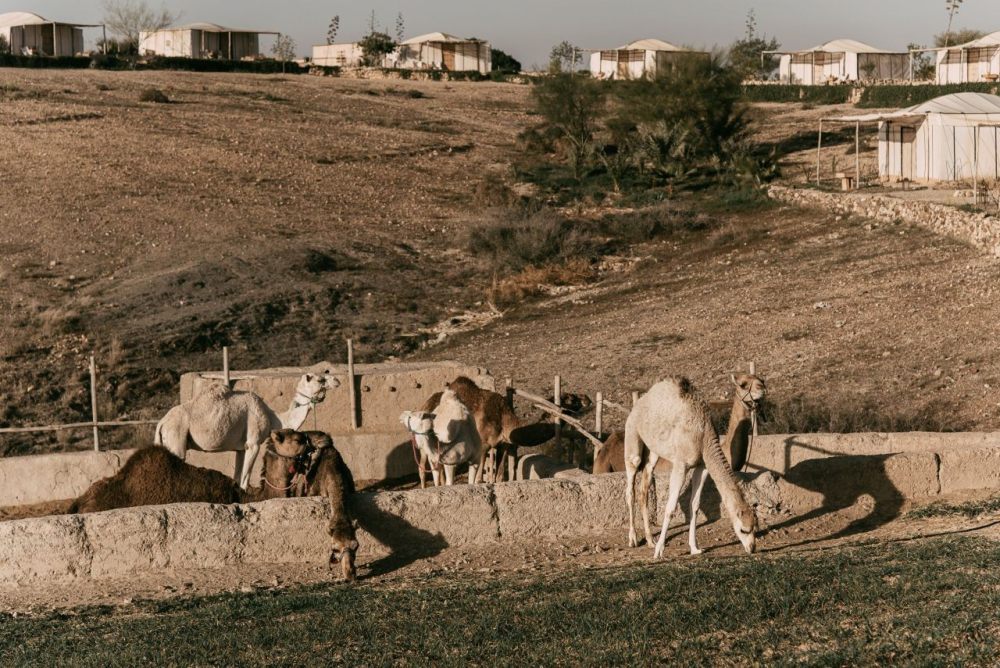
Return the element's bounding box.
[1,488,998,614]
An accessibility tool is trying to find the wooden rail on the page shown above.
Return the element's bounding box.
[0,420,158,435]
[512,388,605,450]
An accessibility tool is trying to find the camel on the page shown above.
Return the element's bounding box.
[437,376,554,484]
[624,377,757,558]
[154,373,335,490]
[594,372,767,474]
[400,391,444,488]
[430,390,484,485]
[68,447,243,513]
[261,429,359,581]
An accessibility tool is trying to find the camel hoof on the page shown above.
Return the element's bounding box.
[627,530,638,548]
[690,548,703,556]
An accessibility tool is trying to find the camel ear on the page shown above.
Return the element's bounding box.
[730,374,738,387]
[271,430,284,443]
[305,374,313,382]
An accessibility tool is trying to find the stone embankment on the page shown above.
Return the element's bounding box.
[769,185,1000,257]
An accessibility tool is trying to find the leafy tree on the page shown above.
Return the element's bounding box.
[327,15,340,45]
[908,43,935,80]
[491,48,521,73]
[531,74,606,180]
[0,34,8,55]
[728,10,780,80]
[549,41,581,73]
[934,27,984,47]
[102,0,178,52]
[359,31,396,67]
[271,34,297,73]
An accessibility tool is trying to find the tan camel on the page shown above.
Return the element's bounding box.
[594,372,766,474]
[154,373,335,490]
[400,391,444,488]
[261,429,359,581]
[624,377,757,558]
[438,376,554,483]
[430,390,484,485]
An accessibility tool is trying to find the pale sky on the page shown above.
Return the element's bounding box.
[7,0,1000,66]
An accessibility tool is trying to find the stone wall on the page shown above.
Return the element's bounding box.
[769,185,1000,257]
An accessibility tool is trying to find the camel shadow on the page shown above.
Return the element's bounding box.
[760,437,905,549]
[351,495,448,578]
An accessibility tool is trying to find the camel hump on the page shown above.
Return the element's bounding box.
[447,376,479,391]
[197,382,233,399]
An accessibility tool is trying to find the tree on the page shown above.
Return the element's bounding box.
[943,0,961,48]
[395,12,405,44]
[358,31,396,67]
[908,43,935,80]
[271,34,297,73]
[934,27,984,47]
[102,0,178,52]
[327,15,340,45]
[531,74,606,180]
[0,34,8,55]
[728,9,780,81]
[549,41,581,73]
[491,48,522,74]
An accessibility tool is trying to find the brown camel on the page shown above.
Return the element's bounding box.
[68,447,243,513]
[593,372,767,474]
[260,429,359,581]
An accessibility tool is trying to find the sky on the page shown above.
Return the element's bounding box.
[5,0,1000,66]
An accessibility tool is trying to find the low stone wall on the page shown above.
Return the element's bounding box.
[1,442,998,585]
[769,185,1000,257]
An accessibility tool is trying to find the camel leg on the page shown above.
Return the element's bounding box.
[233,450,246,485]
[653,465,687,559]
[444,464,455,486]
[688,466,709,556]
[419,451,429,489]
[473,449,488,484]
[623,418,642,548]
[494,443,509,483]
[240,442,260,490]
[640,452,660,547]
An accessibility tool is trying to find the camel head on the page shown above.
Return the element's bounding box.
[268,429,313,459]
[731,373,767,419]
[400,410,436,437]
[329,521,359,582]
[294,373,336,406]
[730,504,758,554]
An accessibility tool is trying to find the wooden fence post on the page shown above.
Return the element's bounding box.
[631,391,640,407]
[223,346,230,387]
[749,361,758,442]
[347,339,358,430]
[89,355,100,451]
[595,391,603,436]
[553,375,562,462]
[505,378,516,481]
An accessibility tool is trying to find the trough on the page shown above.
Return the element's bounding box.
[0,436,999,585]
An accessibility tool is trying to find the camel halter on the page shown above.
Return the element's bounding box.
[263,443,316,495]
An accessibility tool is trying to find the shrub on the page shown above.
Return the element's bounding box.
[468,210,595,272]
[139,88,170,103]
[531,74,607,180]
[741,84,852,104]
[856,83,999,108]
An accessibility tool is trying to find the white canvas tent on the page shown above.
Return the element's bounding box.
[825,93,1000,184]
[0,11,103,56]
[312,42,365,68]
[139,23,279,59]
[932,31,1000,84]
[392,32,491,74]
[589,38,707,80]
[771,39,910,84]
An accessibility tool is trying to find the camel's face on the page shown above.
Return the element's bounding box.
[559,392,593,418]
[269,429,312,458]
[732,507,758,554]
[732,374,766,407]
[296,373,331,404]
[400,411,435,436]
[330,536,359,581]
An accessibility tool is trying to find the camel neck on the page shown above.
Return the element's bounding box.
[279,398,313,430]
[724,400,753,468]
[700,425,752,519]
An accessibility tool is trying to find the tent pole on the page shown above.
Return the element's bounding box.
[856,121,861,189]
[102,25,107,53]
[974,125,980,205]
[816,119,823,185]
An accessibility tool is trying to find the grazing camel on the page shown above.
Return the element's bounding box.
[154,373,335,490]
[594,372,767,474]
[68,447,243,513]
[400,391,444,488]
[444,376,554,483]
[261,429,359,581]
[625,377,757,558]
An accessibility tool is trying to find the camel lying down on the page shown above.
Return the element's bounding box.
[69,432,359,581]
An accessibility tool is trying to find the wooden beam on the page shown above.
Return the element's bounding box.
[89,355,100,450]
[512,388,604,450]
[347,339,358,430]
[0,419,158,435]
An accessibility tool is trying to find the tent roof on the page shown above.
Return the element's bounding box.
[951,30,1000,49]
[0,11,102,29]
[830,93,1000,122]
[776,38,903,55]
[159,22,279,35]
[401,32,481,45]
[616,38,687,52]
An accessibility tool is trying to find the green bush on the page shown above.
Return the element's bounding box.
[857,83,999,108]
[0,54,91,69]
[137,57,304,74]
[741,85,852,104]
[468,210,595,271]
[447,70,486,82]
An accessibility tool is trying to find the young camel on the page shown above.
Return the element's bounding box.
[625,377,757,558]
[400,391,444,488]
[595,372,766,474]
[154,373,334,489]
[430,390,484,485]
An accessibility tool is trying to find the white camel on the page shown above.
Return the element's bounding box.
[400,410,443,488]
[624,377,758,558]
[430,390,483,485]
[154,373,336,489]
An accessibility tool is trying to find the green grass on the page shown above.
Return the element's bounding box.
[1,538,998,666]
[909,496,1000,520]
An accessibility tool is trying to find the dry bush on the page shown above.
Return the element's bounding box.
[487,259,595,307]
[764,395,969,434]
[38,307,83,337]
[139,88,170,103]
[468,209,596,272]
